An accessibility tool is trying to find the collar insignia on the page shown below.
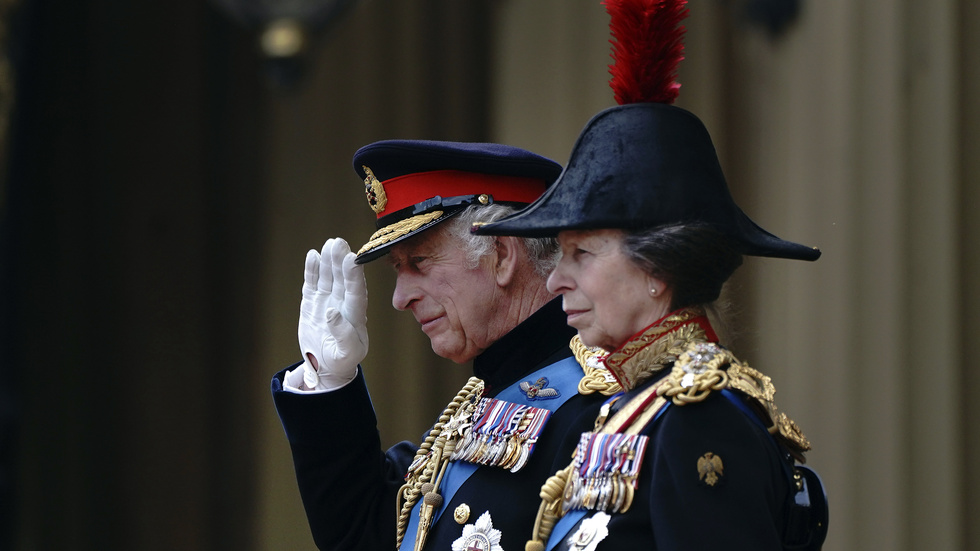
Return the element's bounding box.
[451,511,503,551]
[519,377,561,400]
[567,512,611,551]
[362,165,387,214]
[697,452,724,486]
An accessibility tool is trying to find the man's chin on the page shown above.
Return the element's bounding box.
[429,339,479,364]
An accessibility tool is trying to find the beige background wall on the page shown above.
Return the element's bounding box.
[6,0,976,549]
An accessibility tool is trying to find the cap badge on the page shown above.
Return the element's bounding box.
[697,452,724,486]
[451,511,503,551]
[362,165,387,214]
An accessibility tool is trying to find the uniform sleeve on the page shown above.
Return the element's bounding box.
[272,365,417,551]
[644,392,789,551]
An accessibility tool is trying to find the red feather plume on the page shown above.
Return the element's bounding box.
[604,0,689,105]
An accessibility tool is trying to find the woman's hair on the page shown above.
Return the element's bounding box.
[621,223,743,311]
[446,204,560,277]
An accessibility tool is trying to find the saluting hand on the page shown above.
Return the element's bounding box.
[297,237,369,390]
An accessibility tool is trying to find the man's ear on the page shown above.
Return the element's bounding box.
[493,236,521,287]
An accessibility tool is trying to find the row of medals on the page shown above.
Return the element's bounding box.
[450,400,543,473]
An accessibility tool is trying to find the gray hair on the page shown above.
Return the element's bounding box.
[445,204,560,277]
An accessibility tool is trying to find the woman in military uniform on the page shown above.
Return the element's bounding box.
[473,1,828,549]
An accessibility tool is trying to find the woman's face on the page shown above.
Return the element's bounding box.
[547,229,673,351]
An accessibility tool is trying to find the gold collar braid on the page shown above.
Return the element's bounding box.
[602,307,712,391]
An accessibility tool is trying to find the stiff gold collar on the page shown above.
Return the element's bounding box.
[602,308,715,391]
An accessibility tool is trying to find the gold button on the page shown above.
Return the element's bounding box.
[453,503,471,524]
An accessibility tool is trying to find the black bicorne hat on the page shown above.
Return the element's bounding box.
[473,0,820,262]
[474,102,820,261]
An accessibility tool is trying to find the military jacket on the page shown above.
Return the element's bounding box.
[527,309,825,551]
[272,298,609,551]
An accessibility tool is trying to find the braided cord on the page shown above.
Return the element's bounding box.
[394,377,483,550]
[526,464,574,551]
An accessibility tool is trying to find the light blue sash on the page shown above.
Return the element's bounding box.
[399,356,583,551]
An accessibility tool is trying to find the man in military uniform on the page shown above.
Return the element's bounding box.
[271,140,613,551]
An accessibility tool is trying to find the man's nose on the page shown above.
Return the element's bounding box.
[392,272,419,311]
[546,259,572,294]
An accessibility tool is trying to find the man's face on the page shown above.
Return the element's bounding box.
[388,226,503,363]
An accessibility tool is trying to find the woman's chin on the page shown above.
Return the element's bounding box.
[576,330,618,352]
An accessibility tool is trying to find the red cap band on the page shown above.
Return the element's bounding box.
[377,170,548,218]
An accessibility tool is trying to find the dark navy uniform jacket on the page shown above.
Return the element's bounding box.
[546,368,800,551]
[272,298,607,551]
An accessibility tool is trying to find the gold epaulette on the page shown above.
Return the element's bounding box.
[570,335,622,396]
[655,341,811,458]
[726,362,811,458]
[655,341,732,405]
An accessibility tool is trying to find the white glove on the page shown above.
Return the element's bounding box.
[295,238,369,391]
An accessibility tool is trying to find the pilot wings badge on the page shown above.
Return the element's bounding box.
[520,377,560,401]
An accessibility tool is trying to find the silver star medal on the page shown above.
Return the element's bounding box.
[566,512,610,551]
[444,413,472,438]
[680,342,720,388]
[451,511,504,551]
